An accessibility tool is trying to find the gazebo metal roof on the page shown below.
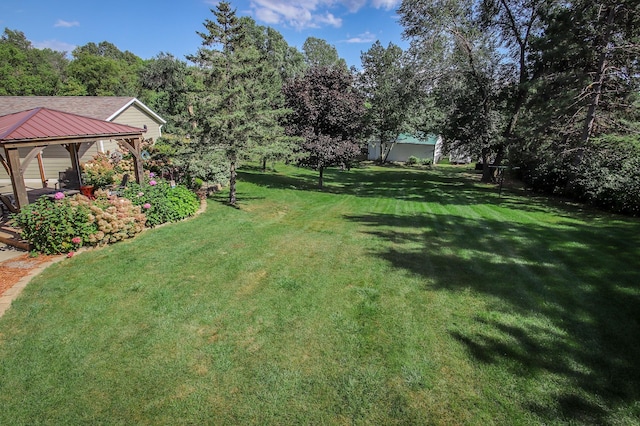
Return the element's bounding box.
[0,107,144,144]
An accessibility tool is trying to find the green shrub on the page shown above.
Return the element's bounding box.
[575,135,640,215]
[406,156,419,166]
[514,135,640,215]
[420,158,432,166]
[121,178,199,227]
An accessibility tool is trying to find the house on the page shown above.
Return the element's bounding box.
[368,133,443,163]
[0,97,165,184]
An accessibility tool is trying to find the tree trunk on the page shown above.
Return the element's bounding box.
[318,166,324,189]
[262,157,267,172]
[229,160,237,205]
[578,4,616,161]
[481,147,493,183]
[565,3,616,196]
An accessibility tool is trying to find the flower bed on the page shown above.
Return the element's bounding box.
[120,174,200,227]
[11,193,146,255]
[11,178,200,254]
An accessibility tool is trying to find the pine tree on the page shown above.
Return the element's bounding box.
[188,1,289,205]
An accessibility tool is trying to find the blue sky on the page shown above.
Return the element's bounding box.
[1,0,408,69]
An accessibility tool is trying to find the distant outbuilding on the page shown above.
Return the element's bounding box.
[368,133,443,163]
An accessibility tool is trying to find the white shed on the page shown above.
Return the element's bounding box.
[368,133,442,163]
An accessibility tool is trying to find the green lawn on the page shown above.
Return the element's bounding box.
[1,164,639,424]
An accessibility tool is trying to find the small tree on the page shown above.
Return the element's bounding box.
[283,66,365,188]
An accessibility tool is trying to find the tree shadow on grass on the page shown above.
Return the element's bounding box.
[239,165,599,218]
[344,210,640,423]
[239,165,511,206]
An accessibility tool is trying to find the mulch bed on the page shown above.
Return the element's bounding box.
[0,254,54,297]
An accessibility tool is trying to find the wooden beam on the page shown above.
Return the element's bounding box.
[1,132,143,148]
[67,143,83,187]
[0,151,10,177]
[37,152,47,188]
[22,146,44,173]
[4,147,28,210]
[118,137,145,185]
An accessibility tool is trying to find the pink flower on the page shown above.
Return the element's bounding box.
[71,237,82,245]
[149,180,157,186]
[143,203,151,209]
[149,172,155,178]
[54,192,65,200]
[67,252,75,258]
[137,192,144,197]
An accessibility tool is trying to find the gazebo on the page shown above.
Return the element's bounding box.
[0,107,146,210]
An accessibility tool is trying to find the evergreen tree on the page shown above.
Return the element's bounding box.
[188,1,289,205]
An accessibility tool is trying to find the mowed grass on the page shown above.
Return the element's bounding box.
[1,163,639,424]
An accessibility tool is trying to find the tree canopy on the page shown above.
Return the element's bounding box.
[284,66,365,188]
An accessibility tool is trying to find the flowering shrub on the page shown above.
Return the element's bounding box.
[11,194,146,254]
[121,179,199,227]
[82,152,116,188]
[11,197,95,255]
[71,192,146,245]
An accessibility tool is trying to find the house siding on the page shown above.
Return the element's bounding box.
[111,103,162,141]
[386,144,435,162]
[1,143,97,182]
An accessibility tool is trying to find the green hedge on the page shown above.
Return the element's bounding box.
[120,178,200,227]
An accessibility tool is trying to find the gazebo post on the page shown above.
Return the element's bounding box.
[4,146,28,209]
[117,137,145,185]
[67,143,84,186]
[132,137,144,185]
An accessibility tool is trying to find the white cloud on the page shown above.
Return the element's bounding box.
[316,12,342,27]
[54,19,79,28]
[371,0,401,9]
[33,39,76,54]
[342,0,367,13]
[254,7,283,24]
[345,31,376,43]
[251,0,318,29]
[249,0,400,30]
[249,0,362,29]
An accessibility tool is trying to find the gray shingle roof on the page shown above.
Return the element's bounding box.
[0,96,138,120]
[0,96,167,126]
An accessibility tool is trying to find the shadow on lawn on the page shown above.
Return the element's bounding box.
[239,165,511,206]
[344,210,640,423]
[239,164,588,217]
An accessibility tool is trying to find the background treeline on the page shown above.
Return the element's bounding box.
[1,0,639,214]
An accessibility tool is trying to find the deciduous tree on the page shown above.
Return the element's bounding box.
[283,66,365,188]
[359,41,416,162]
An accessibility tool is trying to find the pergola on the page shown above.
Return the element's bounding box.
[0,107,146,210]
